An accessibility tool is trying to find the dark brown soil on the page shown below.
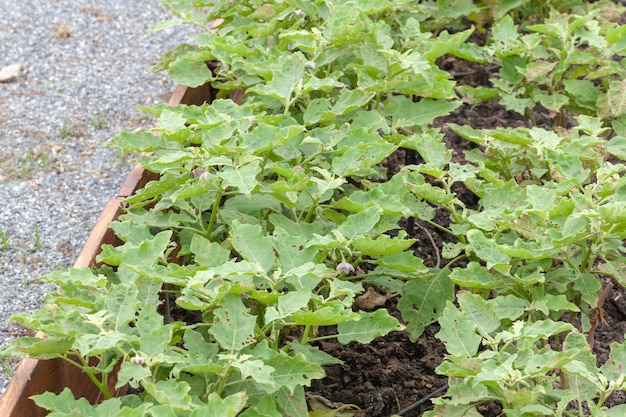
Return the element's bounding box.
[305,55,626,416]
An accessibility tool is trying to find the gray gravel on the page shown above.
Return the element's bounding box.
[0,0,188,394]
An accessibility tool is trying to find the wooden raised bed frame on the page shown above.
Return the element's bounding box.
[0,83,212,417]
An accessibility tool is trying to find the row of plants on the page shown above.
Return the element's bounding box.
[4,0,626,415]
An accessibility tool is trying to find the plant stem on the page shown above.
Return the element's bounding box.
[64,355,113,399]
[207,187,223,238]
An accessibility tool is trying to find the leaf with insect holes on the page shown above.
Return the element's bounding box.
[266,352,325,393]
[599,79,626,119]
[273,386,308,417]
[209,294,257,352]
[106,283,140,330]
[382,96,461,129]
[398,268,455,341]
[115,360,152,390]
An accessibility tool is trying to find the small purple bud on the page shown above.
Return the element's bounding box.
[336,262,355,275]
[130,356,145,365]
[199,171,211,180]
[294,9,305,16]
[304,61,316,70]
[191,167,204,178]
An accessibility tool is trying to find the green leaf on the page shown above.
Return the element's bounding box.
[491,15,520,50]
[74,331,132,357]
[353,234,416,256]
[303,98,332,125]
[116,360,152,390]
[287,342,344,366]
[230,221,276,272]
[139,322,172,358]
[216,160,261,198]
[544,149,589,184]
[192,392,248,417]
[522,320,574,339]
[277,289,312,317]
[337,309,404,344]
[601,342,626,383]
[375,251,429,274]
[525,185,555,213]
[266,353,325,393]
[449,262,504,289]
[398,268,455,341]
[406,130,451,171]
[606,136,626,160]
[104,230,172,269]
[12,337,74,358]
[605,405,626,417]
[467,229,511,273]
[169,55,215,88]
[458,292,500,337]
[273,386,309,417]
[291,304,359,325]
[239,396,282,417]
[110,131,164,153]
[331,139,397,177]
[233,357,275,387]
[106,283,139,330]
[273,227,319,272]
[563,79,598,111]
[382,96,461,129]
[497,92,531,115]
[436,302,481,357]
[144,379,193,411]
[190,235,231,267]
[158,108,187,133]
[31,388,97,416]
[491,295,528,321]
[323,88,374,120]
[336,206,382,240]
[248,53,305,103]
[600,79,626,118]
[209,294,257,352]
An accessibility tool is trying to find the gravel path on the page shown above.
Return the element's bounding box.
[0,0,187,394]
